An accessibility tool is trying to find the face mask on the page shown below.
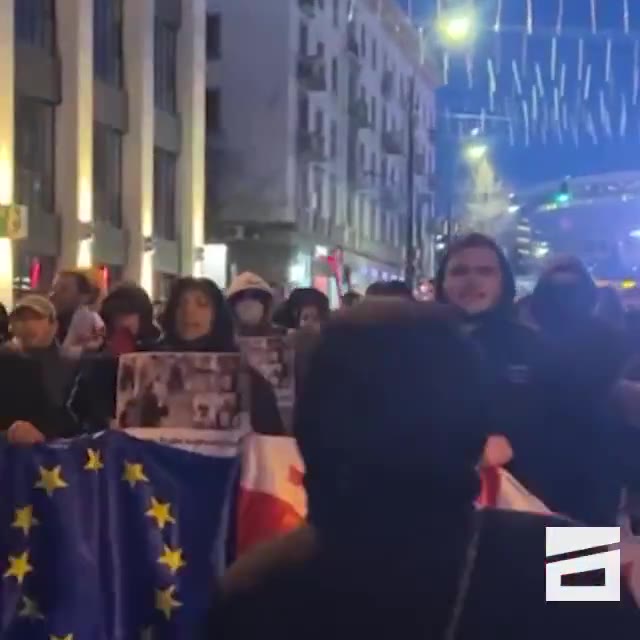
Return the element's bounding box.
[235,299,264,326]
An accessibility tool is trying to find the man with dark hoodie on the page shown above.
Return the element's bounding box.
[209,300,638,640]
[435,233,640,525]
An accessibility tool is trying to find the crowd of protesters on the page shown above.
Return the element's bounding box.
[1,234,640,635]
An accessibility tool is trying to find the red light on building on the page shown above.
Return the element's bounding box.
[30,258,41,290]
[98,265,110,291]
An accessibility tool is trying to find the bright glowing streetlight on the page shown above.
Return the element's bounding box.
[437,10,476,46]
[464,143,488,162]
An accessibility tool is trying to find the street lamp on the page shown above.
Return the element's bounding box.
[464,143,488,162]
[437,9,476,47]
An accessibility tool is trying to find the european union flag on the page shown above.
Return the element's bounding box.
[0,431,239,639]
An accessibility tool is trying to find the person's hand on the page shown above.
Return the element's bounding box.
[481,435,513,468]
[7,421,45,445]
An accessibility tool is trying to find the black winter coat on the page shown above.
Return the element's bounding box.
[210,510,639,640]
[470,315,635,525]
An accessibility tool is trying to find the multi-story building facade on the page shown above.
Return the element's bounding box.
[205,0,437,302]
[0,0,206,306]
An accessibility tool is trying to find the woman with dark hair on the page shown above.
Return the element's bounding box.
[285,288,330,332]
[160,277,236,352]
[210,300,639,639]
[100,283,161,355]
[365,280,414,300]
[159,277,284,435]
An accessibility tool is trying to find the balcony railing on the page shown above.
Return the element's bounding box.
[298,0,316,18]
[298,54,326,92]
[349,98,370,129]
[382,129,404,156]
[297,130,326,162]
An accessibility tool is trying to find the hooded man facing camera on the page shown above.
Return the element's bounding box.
[209,300,638,640]
[435,233,640,526]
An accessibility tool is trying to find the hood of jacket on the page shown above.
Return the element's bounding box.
[227,272,273,302]
[531,255,598,330]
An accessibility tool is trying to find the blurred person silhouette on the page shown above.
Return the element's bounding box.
[209,300,639,639]
[366,280,414,300]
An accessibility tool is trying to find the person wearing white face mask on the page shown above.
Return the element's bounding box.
[226,272,285,337]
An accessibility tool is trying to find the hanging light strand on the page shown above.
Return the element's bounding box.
[556,0,564,35]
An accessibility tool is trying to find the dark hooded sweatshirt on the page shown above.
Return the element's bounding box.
[209,301,639,640]
[435,240,631,525]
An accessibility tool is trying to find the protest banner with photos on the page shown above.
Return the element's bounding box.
[238,336,295,432]
[115,352,251,456]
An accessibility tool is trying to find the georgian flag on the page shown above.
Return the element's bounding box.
[236,434,307,555]
[479,467,640,605]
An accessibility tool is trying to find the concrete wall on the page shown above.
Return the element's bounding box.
[208,0,294,223]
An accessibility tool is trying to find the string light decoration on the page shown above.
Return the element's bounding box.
[431,0,640,153]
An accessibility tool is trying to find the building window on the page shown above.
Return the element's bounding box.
[330,121,338,159]
[314,109,324,137]
[154,20,178,113]
[372,38,377,70]
[358,142,365,171]
[15,0,55,52]
[370,96,377,130]
[206,89,221,133]
[93,123,123,228]
[332,0,339,27]
[370,151,377,175]
[94,0,123,86]
[359,24,366,57]
[331,57,339,95]
[14,97,55,216]
[299,23,309,55]
[298,93,310,131]
[312,166,324,219]
[153,149,177,241]
[329,175,338,223]
[206,13,221,60]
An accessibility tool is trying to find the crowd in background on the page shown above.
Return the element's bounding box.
[1,233,640,634]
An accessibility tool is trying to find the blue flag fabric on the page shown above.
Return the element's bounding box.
[0,430,239,640]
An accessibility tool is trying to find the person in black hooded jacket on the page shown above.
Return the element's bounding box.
[157,277,285,436]
[209,300,639,640]
[435,233,638,525]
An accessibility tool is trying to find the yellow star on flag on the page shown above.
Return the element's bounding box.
[145,497,176,530]
[50,635,73,640]
[155,585,182,620]
[158,545,186,575]
[4,551,33,584]
[122,462,149,488]
[35,466,68,497]
[18,595,44,619]
[11,505,39,536]
[84,448,104,471]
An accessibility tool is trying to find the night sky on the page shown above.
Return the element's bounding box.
[396,0,640,187]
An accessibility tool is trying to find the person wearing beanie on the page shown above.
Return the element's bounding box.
[226,272,284,337]
[209,300,639,639]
